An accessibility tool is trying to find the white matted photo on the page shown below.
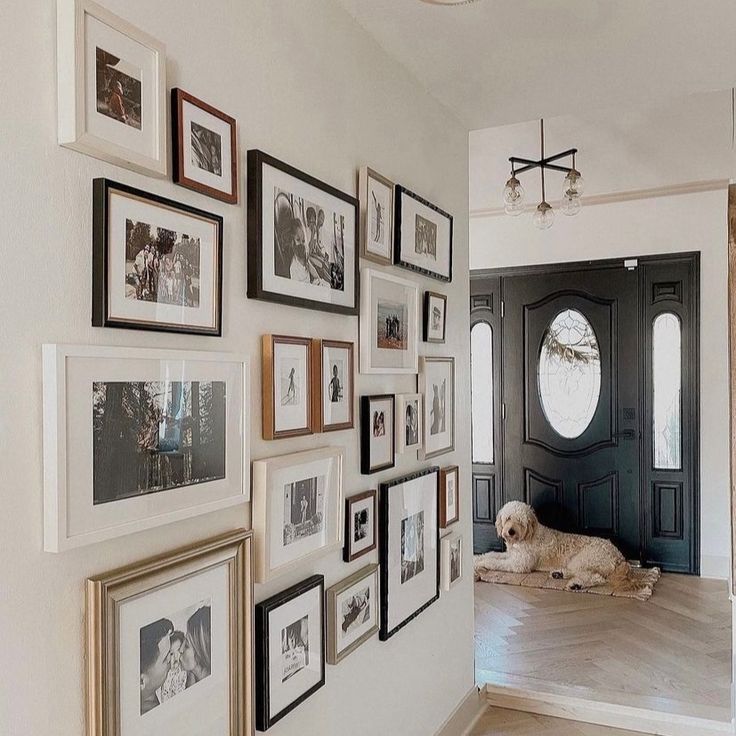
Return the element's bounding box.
[419,356,455,460]
[57,0,167,176]
[441,533,463,591]
[360,395,395,474]
[359,167,394,265]
[360,268,419,374]
[251,447,343,583]
[319,340,354,432]
[43,345,249,552]
[395,393,423,454]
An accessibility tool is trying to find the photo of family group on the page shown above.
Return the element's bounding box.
[96,47,142,130]
[415,213,437,260]
[283,477,325,547]
[190,121,222,176]
[139,601,212,716]
[341,586,371,635]
[401,510,425,584]
[377,300,407,350]
[281,616,310,683]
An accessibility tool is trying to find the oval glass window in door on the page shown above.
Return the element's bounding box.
[538,308,601,439]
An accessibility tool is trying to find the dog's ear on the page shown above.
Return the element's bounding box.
[495,512,504,537]
[525,509,538,541]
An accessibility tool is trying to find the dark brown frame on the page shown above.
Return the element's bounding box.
[423,291,447,343]
[262,334,316,440]
[314,339,355,432]
[439,465,460,528]
[343,489,377,562]
[247,149,360,314]
[171,88,238,204]
[360,395,396,474]
[92,178,223,336]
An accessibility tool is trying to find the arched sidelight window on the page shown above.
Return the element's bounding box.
[471,321,494,464]
[652,312,682,470]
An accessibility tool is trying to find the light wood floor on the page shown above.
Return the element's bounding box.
[474,574,732,722]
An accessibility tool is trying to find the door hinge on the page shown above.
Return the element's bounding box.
[624,258,638,271]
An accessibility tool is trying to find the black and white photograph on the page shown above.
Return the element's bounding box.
[377,300,408,350]
[327,360,344,403]
[424,291,447,343]
[360,395,395,474]
[395,393,423,454]
[96,47,141,129]
[319,340,354,432]
[401,511,425,584]
[360,167,395,265]
[415,213,437,259]
[450,540,461,582]
[419,357,455,460]
[439,465,459,528]
[281,363,301,407]
[429,378,447,437]
[283,476,325,546]
[191,121,222,176]
[281,615,309,683]
[248,150,358,314]
[372,410,386,437]
[341,586,371,635]
[354,507,370,542]
[93,380,226,506]
[406,400,419,447]
[139,600,212,715]
[343,490,377,562]
[441,533,463,591]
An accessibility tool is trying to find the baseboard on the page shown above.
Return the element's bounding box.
[701,555,731,580]
[434,686,486,736]
[483,683,733,736]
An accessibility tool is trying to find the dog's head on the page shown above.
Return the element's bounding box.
[495,501,538,546]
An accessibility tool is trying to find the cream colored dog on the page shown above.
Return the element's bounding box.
[475,500,631,591]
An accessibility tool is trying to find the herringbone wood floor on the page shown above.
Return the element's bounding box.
[475,574,732,721]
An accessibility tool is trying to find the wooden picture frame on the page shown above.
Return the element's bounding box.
[359,166,394,265]
[262,335,316,440]
[314,339,355,432]
[439,465,460,528]
[423,291,447,343]
[86,530,253,735]
[343,490,377,562]
[171,88,238,204]
[92,178,223,336]
[360,395,396,474]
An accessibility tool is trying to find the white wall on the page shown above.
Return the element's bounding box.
[0,2,473,735]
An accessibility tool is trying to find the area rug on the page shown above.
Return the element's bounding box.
[473,562,661,601]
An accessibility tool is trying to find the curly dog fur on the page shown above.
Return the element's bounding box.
[475,500,633,591]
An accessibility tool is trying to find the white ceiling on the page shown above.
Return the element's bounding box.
[335,0,736,130]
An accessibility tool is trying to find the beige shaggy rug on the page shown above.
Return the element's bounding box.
[474,563,661,601]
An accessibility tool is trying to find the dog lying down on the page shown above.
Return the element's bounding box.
[475,500,652,595]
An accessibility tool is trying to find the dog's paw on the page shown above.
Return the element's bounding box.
[550,571,564,580]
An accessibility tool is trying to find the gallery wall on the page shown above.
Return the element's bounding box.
[0,1,473,735]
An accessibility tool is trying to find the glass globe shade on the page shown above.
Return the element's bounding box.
[563,168,584,197]
[503,175,524,215]
[561,193,582,216]
[533,201,554,230]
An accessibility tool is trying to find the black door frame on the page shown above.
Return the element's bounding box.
[471,252,700,573]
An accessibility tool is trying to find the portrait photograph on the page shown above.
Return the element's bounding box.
[395,393,423,454]
[360,395,396,474]
[256,575,325,731]
[92,179,222,336]
[248,150,358,315]
[441,533,463,591]
[318,340,354,432]
[96,47,141,130]
[439,465,460,528]
[343,489,377,562]
[326,564,379,664]
[172,89,238,203]
[359,167,394,265]
[283,476,325,547]
[86,530,253,736]
[424,291,447,343]
[419,356,455,460]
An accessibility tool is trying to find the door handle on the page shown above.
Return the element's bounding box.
[613,429,636,440]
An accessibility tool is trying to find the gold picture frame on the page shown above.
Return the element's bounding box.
[86,530,253,735]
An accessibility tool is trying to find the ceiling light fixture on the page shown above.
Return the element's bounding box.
[503,119,583,229]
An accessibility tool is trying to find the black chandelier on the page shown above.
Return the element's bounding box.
[503,119,584,229]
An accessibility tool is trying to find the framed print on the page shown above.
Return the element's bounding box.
[247,149,359,315]
[255,575,325,731]
[359,167,394,265]
[316,339,354,432]
[343,490,377,562]
[379,468,440,640]
[57,0,167,176]
[326,564,379,665]
[439,465,460,528]
[262,335,315,440]
[359,268,419,374]
[172,88,238,204]
[251,447,343,583]
[419,356,455,460]
[395,393,423,454]
[394,185,452,281]
[86,529,253,736]
[441,533,463,591]
[423,291,447,343]
[92,178,223,335]
[43,345,249,553]
[360,395,395,474]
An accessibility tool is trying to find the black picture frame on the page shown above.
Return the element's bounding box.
[394,185,453,282]
[360,394,396,474]
[247,149,360,315]
[343,489,377,562]
[255,574,326,731]
[379,467,440,641]
[92,178,223,336]
[423,291,447,343]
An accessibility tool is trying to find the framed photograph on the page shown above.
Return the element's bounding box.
[262,335,315,440]
[359,268,419,374]
[379,468,440,640]
[57,0,166,176]
[43,345,249,553]
[441,532,463,591]
[419,356,455,460]
[326,564,379,665]
[255,575,325,731]
[439,465,460,528]
[395,393,423,454]
[360,395,395,474]
[92,178,223,336]
[172,88,238,204]
[86,529,253,736]
[423,291,447,343]
[359,167,394,265]
[343,490,377,562]
[247,149,358,315]
[394,186,452,281]
[251,447,343,583]
[316,339,354,432]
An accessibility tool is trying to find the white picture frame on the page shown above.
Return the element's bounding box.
[359,268,419,374]
[252,447,344,583]
[42,344,250,552]
[57,0,167,176]
[419,356,455,460]
[441,532,463,591]
[395,393,423,454]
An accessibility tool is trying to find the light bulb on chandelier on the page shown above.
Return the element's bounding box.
[503,171,525,215]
